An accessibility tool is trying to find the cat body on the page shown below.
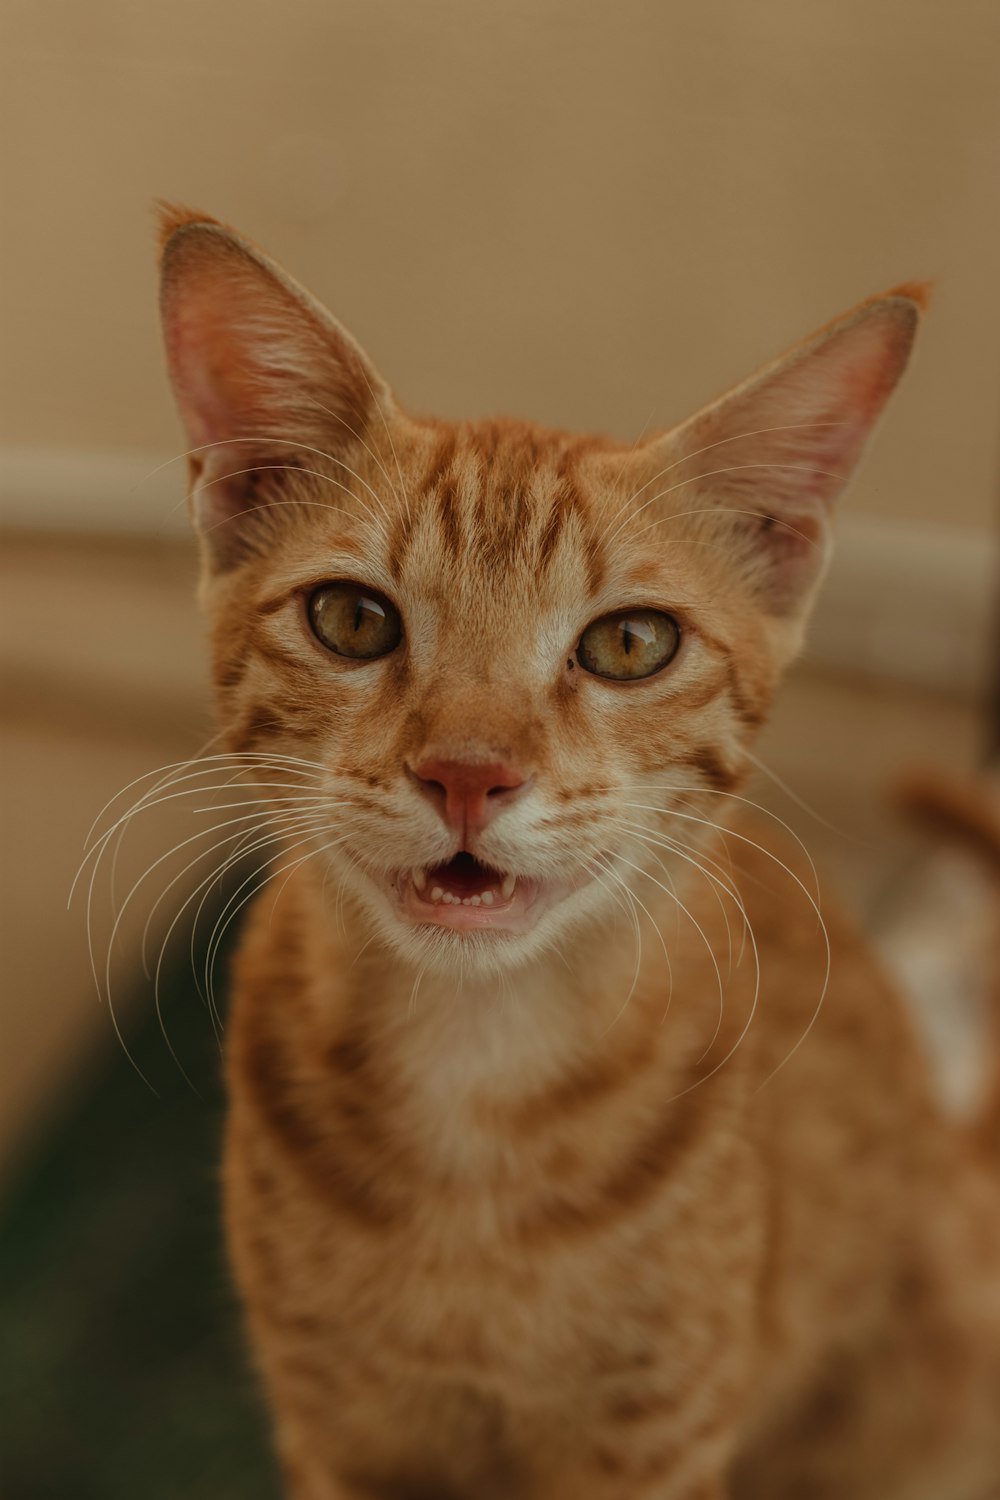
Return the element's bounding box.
[225,837,999,1500]
[157,210,1000,1498]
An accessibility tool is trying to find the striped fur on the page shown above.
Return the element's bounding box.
[158,213,1000,1499]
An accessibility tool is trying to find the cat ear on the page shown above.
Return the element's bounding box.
[158,205,393,563]
[641,285,929,618]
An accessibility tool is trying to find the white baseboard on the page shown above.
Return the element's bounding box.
[808,516,997,699]
[0,446,189,537]
[2,447,996,698]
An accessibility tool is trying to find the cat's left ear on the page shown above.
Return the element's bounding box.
[158,205,394,562]
[637,284,929,619]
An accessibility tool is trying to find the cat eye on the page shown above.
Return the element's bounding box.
[577,609,681,681]
[307,581,402,660]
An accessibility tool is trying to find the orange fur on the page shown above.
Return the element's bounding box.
[156,214,1000,1499]
[896,767,1000,869]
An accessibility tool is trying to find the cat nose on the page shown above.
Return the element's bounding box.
[409,757,530,838]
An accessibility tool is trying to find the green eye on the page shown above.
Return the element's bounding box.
[577,609,681,681]
[308,582,402,660]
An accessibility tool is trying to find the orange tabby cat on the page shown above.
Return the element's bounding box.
[158,208,1000,1499]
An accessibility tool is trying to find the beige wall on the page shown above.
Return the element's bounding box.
[2,0,999,532]
[2,0,997,1174]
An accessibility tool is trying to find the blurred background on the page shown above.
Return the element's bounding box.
[1,2,998,1496]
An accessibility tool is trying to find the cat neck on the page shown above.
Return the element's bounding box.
[299,858,749,1111]
[232,860,756,1193]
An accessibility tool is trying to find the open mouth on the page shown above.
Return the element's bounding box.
[396,852,542,934]
[359,851,594,940]
[413,852,516,908]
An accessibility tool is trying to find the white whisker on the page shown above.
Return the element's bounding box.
[203,829,352,1021]
[407,962,426,1021]
[744,748,852,841]
[152,806,336,1004]
[73,750,327,873]
[106,807,334,1078]
[611,849,725,1054]
[139,799,336,978]
[304,395,407,515]
[589,856,644,1037]
[354,362,410,524]
[636,781,823,907]
[151,433,397,531]
[621,798,829,1090]
[198,468,387,545]
[609,816,744,974]
[69,744,341,1083]
[603,419,850,545]
[82,777,328,971]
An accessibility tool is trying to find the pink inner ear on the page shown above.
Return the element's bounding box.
[811,378,889,467]
[164,272,287,451]
[750,505,830,615]
[711,300,920,514]
[160,223,384,466]
[160,223,398,568]
[648,293,923,617]
[791,420,867,504]
[172,349,241,452]
[798,308,919,489]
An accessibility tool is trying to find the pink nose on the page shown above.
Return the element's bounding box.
[410,757,529,837]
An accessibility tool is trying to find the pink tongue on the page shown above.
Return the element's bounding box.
[427,852,498,898]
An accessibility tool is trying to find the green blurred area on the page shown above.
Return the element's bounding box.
[0,921,280,1500]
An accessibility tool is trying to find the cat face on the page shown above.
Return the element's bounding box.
[159,207,923,973]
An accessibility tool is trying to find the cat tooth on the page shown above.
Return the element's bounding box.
[412,867,427,893]
[500,873,516,901]
[480,890,494,906]
[469,895,481,906]
[430,886,444,902]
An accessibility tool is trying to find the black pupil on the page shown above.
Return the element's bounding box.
[621,617,656,655]
[354,596,384,631]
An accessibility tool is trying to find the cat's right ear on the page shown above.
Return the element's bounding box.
[157,205,393,564]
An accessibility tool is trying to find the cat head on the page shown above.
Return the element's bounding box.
[159,207,925,974]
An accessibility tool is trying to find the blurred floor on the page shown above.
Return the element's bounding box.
[0,530,989,1187]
